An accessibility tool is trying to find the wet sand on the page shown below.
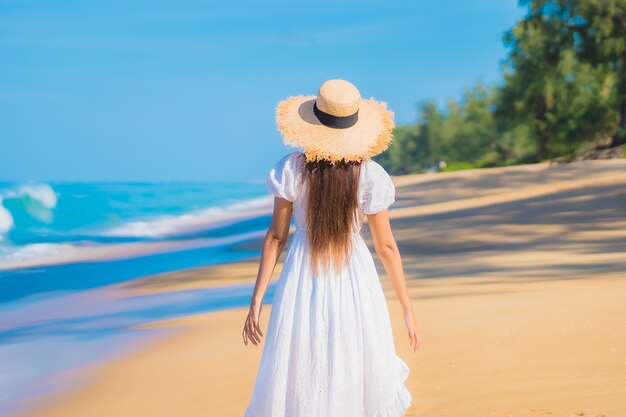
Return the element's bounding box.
[25,160,626,417]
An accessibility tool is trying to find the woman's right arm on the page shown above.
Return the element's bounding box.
[367,209,421,353]
[242,196,293,347]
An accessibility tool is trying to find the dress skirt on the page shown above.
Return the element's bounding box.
[243,228,412,417]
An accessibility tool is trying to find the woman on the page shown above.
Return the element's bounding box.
[242,79,420,417]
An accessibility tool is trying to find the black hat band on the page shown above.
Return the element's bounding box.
[313,101,359,129]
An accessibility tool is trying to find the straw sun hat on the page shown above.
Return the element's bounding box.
[275,79,395,163]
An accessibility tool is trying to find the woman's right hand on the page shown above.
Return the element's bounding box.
[403,310,421,353]
[242,304,264,346]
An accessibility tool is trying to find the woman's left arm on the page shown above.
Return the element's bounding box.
[242,197,293,346]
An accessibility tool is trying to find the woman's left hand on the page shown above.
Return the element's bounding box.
[403,310,421,353]
[242,304,264,346]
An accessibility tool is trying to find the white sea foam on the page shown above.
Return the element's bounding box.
[0,198,14,234]
[15,184,58,208]
[0,242,78,265]
[0,183,58,236]
[0,229,267,270]
[101,195,274,238]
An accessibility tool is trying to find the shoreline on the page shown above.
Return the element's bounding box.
[17,159,626,416]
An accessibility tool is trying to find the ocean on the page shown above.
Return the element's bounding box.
[0,181,278,415]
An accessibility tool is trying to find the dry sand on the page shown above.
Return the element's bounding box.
[25,160,626,417]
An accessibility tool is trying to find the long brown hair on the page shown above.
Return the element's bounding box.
[304,157,361,274]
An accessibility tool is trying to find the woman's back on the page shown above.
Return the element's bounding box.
[265,151,396,234]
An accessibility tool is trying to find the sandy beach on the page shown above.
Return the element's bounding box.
[24,159,626,417]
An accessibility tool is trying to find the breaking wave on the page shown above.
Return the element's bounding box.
[100,196,273,238]
[0,183,57,237]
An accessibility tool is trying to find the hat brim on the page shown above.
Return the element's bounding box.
[276,95,394,163]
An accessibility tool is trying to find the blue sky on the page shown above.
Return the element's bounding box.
[0,1,525,182]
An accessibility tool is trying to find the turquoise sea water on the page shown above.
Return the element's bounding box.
[0,181,277,415]
[0,181,268,251]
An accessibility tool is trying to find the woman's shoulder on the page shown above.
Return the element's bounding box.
[266,152,305,202]
[360,158,392,182]
[266,152,305,187]
[358,158,395,214]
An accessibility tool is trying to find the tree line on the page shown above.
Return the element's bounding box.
[377,0,626,174]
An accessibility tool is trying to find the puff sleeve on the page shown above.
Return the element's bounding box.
[265,152,301,202]
[360,159,396,214]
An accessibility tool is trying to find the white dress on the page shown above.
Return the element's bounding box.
[243,151,412,417]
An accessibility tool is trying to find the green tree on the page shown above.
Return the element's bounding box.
[377,1,626,176]
[375,101,443,174]
[415,100,444,167]
[380,83,505,173]
[520,0,626,145]
[497,3,617,160]
[443,83,499,164]
[375,125,421,174]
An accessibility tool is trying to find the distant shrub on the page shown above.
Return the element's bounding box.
[476,151,501,168]
[441,162,479,172]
